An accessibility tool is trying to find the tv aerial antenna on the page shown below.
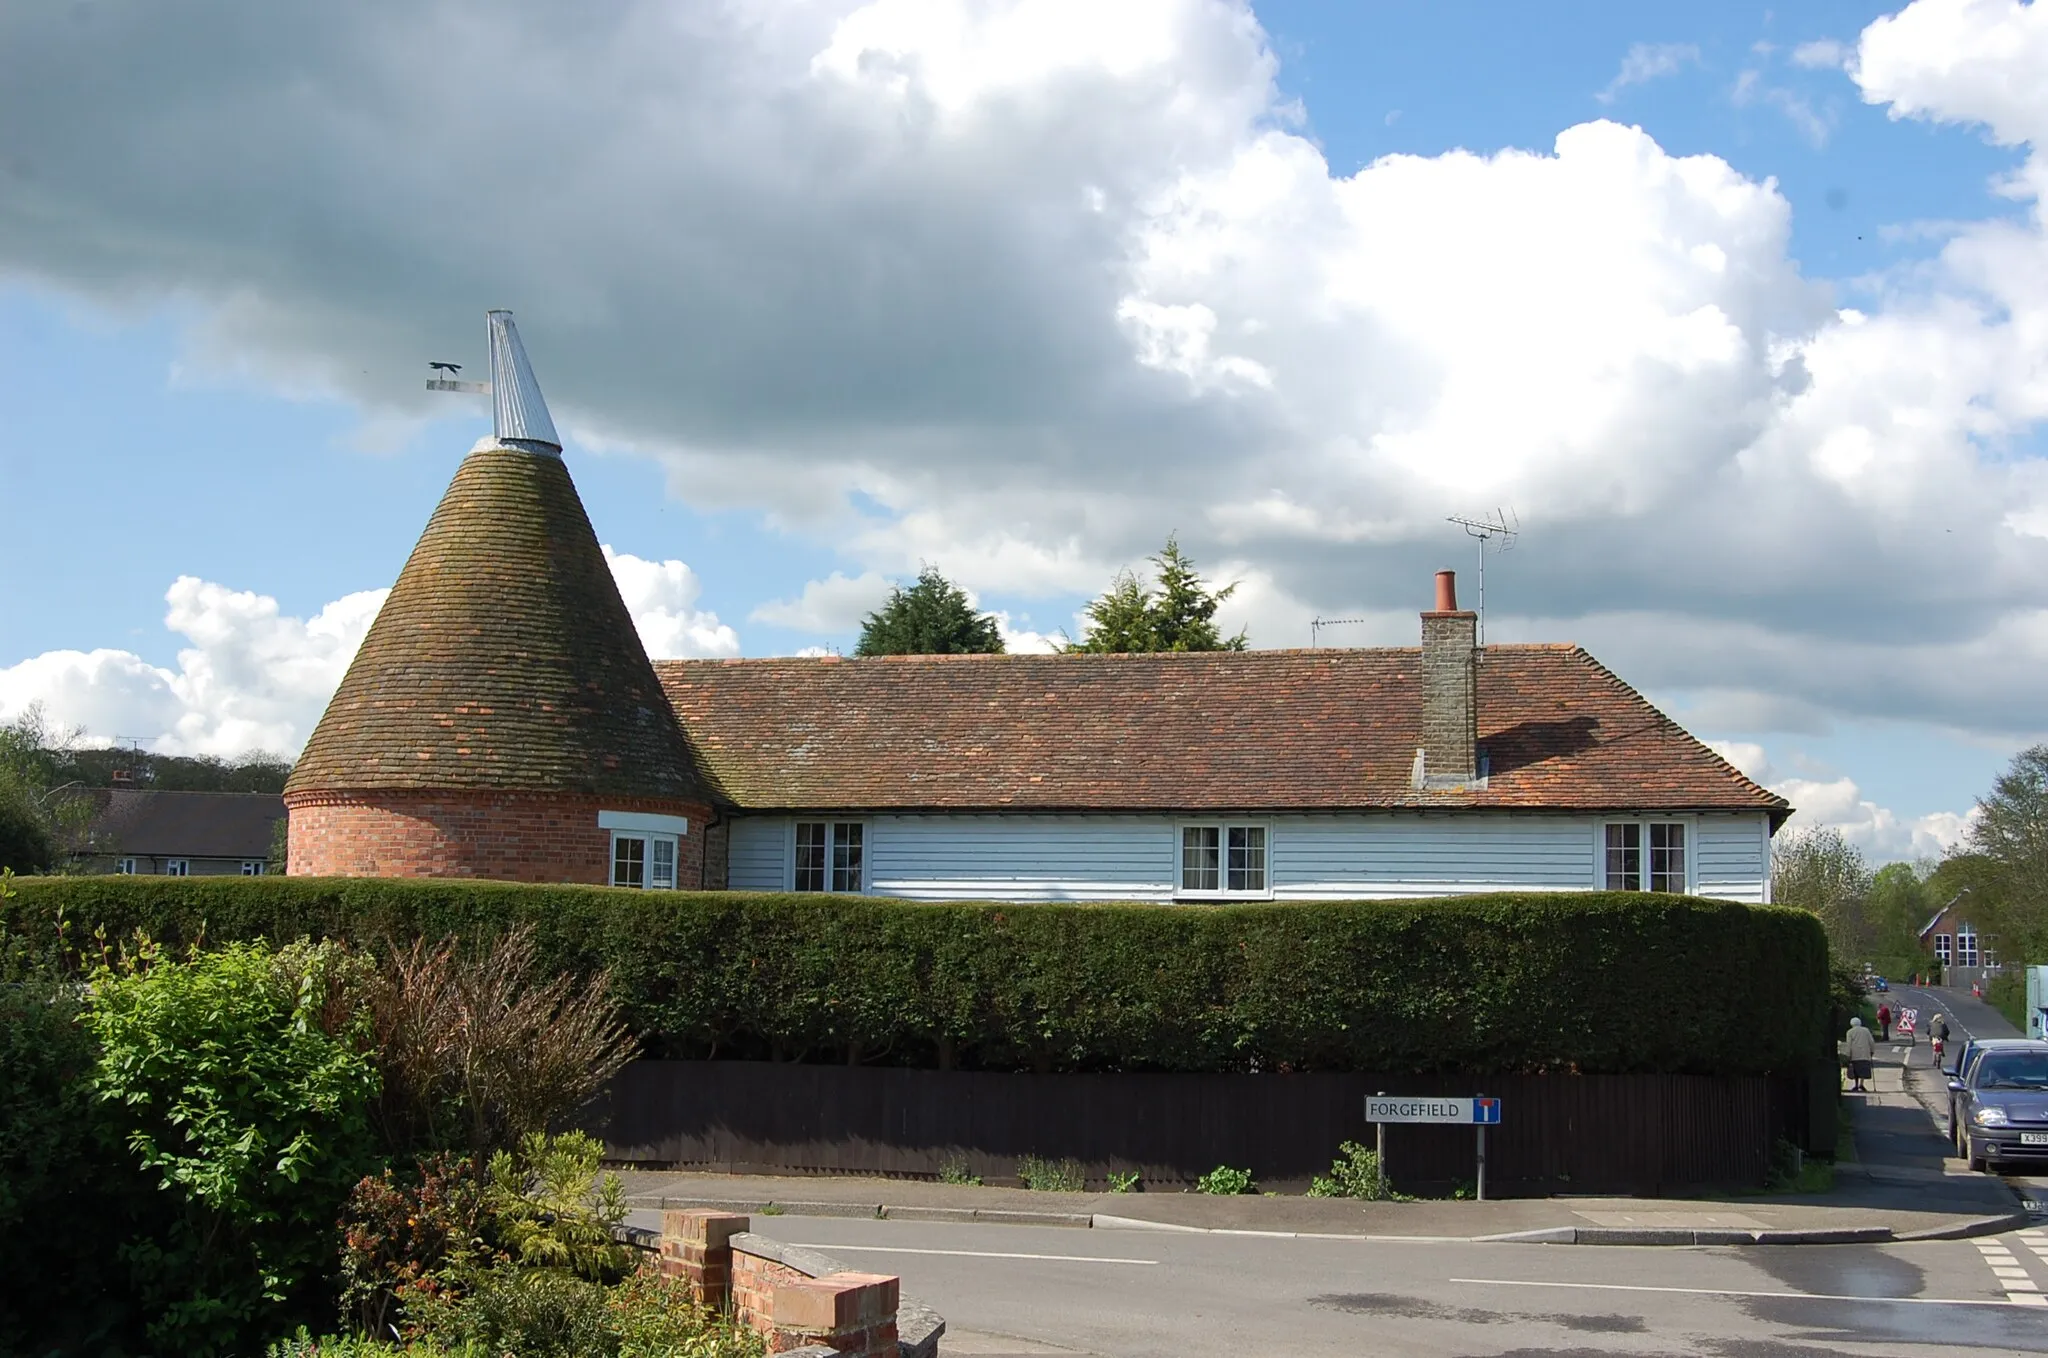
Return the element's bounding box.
[1309,616,1369,648]
[1445,508,1519,645]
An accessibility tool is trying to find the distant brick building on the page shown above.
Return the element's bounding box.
[288,313,1790,900]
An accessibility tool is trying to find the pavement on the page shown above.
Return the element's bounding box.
[617,1000,2040,1247]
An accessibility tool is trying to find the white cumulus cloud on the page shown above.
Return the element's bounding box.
[0,550,735,755]
[0,0,2044,764]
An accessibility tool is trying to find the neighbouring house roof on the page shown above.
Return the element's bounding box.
[88,790,284,860]
[286,446,711,803]
[654,646,1789,821]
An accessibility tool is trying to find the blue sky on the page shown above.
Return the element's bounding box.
[3,0,2044,860]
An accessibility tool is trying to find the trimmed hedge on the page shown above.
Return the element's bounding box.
[5,878,1828,1077]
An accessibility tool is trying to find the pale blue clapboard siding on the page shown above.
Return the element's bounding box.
[727,816,790,892]
[719,810,1772,904]
[1268,814,1597,900]
[1694,812,1771,904]
[868,815,1174,902]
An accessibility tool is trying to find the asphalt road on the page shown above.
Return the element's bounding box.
[1887,983,2048,1211]
[628,1208,2048,1356]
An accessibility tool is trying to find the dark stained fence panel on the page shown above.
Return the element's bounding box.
[588,1061,1795,1197]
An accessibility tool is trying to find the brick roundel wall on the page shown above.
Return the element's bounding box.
[285,789,713,885]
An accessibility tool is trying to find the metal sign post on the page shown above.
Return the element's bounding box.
[1367,1095,1503,1200]
[1375,1090,1387,1198]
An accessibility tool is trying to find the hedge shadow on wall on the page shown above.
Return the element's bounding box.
[6,878,1827,1077]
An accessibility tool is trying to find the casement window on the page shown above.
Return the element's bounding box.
[794,821,864,893]
[597,811,689,890]
[1957,925,1980,968]
[165,858,190,877]
[1934,933,1952,965]
[1179,824,1269,899]
[241,860,265,876]
[116,858,136,875]
[1601,822,1688,893]
[610,834,678,890]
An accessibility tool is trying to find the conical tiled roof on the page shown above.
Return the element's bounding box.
[288,315,709,802]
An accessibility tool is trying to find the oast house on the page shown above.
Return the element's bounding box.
[286,313,1790,902]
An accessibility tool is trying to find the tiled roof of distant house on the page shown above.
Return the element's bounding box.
[90,790,286,859]
[653,646,1788,821]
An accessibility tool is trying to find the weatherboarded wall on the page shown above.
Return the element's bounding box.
[722,811,1772,903]
[591,1060,1811,1197]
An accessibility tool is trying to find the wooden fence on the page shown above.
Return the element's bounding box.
[589,1061,1824,1197]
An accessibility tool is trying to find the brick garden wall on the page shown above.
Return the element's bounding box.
[284,789,712,885]
[657,1210,921,1358]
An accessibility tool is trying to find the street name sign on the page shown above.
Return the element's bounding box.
[1367,1095,1502,1125]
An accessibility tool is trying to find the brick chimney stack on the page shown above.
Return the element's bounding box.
[1418,570,1478,786]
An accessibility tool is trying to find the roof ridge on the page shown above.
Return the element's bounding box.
[1560,646,1788,811]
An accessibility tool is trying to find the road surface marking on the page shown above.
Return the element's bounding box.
[1976,1233,2048,1304]
[793,1243,1157,1265]
[1448,1278,2043,1309]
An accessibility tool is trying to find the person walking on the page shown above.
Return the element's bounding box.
[1845,1016,1876,1093]
[1876,1001,1892,1041]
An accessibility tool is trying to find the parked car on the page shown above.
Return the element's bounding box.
[1952,1044,2048,1173]
[1873,976,1889,993]
[1947,1038,2038,1147]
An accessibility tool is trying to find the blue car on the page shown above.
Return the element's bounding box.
[1873,976,1889,993]
[1953,1043,2048,1172]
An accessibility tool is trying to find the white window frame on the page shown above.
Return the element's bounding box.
[790,820,868,894]
[1597,818,1695,895]
[609,832,681,890]
[1175,821,1274,902]
[241,860,265,876]
[598,811,688,891]
[164,858,190,877]
[116,857,136,875]
[1958,925,1980,968]
[1934,932,1952,965]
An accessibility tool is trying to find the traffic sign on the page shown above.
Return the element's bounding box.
[1896,1008,1917,1036]
[1367,1095,1504,1125]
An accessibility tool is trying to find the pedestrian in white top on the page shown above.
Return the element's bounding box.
[1845,1017,1876,1092]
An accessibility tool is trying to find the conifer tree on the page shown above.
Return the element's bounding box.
[1069,535,1248,653]
[854,567,1005,656]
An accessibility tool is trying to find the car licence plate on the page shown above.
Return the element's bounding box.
[2022,1133,2048,1147]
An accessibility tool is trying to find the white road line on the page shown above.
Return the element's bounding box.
[1977,1233,2048,1304]
[1447,1278,2043,1310]
[792,1243,1158,1266]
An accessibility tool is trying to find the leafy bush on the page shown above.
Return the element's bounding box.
[1306,1141,1386,1200]
[0,976,159,1353]
[1016,1154,1085,1191]
[6,878,1832,1076]
[339,1154,489,1339]
[85,937,385,1355]
[1107,1171,1141,1193]
[937,1156,981,1186]
[484,1132,633,1283]
[1196,1165,1255,1195]
[399,1263,762,1358]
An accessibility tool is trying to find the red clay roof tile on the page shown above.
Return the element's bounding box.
[653,646,1788,821]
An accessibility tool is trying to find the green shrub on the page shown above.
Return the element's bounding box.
[1196,1165,1255,1195]
[1017,1154,1086,1191]
[485,1132,633,1284]
[1306,1141,1386,1200]
[338,1154,489,1339]
[84,937,385,1355]
[6,878,1831,1076]
[938,1156,982,1186]
[1107,1171,1141,1193]
[1987,970,2027,1034]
